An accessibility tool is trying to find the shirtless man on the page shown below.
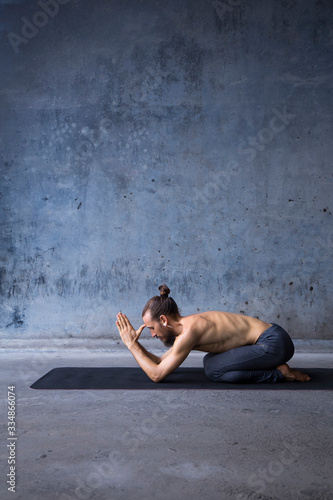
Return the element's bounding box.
[116,284,311,384]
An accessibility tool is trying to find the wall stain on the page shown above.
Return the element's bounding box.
[6,307,24,328]
[0,267,6,296]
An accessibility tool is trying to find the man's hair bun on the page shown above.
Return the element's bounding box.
[142,284,180,320]
[159,284,170,298]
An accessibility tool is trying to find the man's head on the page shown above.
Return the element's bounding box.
[142,284,180,347]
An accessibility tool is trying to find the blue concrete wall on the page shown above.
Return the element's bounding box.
[0,0,332,341]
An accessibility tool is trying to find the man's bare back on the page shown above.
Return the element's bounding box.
[176,311,272,354]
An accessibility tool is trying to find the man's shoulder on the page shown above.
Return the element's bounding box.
[178,313,213,340]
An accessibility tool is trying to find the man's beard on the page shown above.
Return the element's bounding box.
[162,332,176,348]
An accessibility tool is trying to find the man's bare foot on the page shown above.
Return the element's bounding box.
[277,363,311,382]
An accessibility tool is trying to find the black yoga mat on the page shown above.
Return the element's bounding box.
[30,367,333,390]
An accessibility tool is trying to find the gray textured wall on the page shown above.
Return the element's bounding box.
[0,0,332,341]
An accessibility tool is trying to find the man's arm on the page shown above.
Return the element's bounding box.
[116,313,194,383]
[135,342,173,364]
[135,341,162,364]
[127,340,192,382]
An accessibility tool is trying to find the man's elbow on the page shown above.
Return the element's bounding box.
[151,372,165,383]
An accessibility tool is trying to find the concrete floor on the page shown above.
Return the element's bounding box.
[1,348,333,500]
